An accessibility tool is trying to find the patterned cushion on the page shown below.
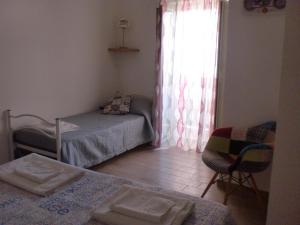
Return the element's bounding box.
[103,96,131,115]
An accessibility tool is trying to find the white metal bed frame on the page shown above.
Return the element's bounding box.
[5,110,62,161]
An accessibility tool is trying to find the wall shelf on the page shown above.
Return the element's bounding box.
[108,47,140,53]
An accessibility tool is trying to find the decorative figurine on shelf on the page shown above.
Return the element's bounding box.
[244,0,286,13]
[119,18,130,48]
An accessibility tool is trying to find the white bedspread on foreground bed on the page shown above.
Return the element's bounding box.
[0,154,236,225]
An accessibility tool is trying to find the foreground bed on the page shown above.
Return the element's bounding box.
[0,154,236,225]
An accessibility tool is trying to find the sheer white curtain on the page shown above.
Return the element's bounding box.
[158,0,220,152]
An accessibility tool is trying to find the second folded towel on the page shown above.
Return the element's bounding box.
[111,189,176,223]
[92,185,195,225]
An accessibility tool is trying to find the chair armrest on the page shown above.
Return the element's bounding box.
[229,144,273,172]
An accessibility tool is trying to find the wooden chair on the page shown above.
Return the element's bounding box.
[201,121,276,205]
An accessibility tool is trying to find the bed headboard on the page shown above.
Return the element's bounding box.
[5,110,62,161]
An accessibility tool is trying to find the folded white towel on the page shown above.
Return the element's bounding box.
[111,189,175,223]
[20,121,79,136]
[14,158,62,184]
[92,185,195,225]
[39,121,79,135]
[0,154,84,196]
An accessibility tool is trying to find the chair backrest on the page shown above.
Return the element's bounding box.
[205,121,276,163]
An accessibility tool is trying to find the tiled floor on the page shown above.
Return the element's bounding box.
[93,146,268,225]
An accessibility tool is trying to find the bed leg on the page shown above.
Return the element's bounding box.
[56,118,62,161]
[5,110,15,161]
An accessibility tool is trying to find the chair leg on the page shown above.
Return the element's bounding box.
[201,172,219,198]
[223,174,232,205]
[249,173,264,205]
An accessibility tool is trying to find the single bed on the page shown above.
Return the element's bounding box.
[6,96,154,168]
[0,154,236,225]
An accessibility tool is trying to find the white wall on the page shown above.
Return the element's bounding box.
[114,0,157,98]
[267,2,300,225]
[220,0,285,126]
[0,0,121,164]
[218,1,286,191]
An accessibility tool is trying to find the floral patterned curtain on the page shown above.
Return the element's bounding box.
[153,6,163,147]
[154,0,220,152]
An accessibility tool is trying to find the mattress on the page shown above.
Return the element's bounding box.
[0,156,236,225]
[14,111,153,168]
